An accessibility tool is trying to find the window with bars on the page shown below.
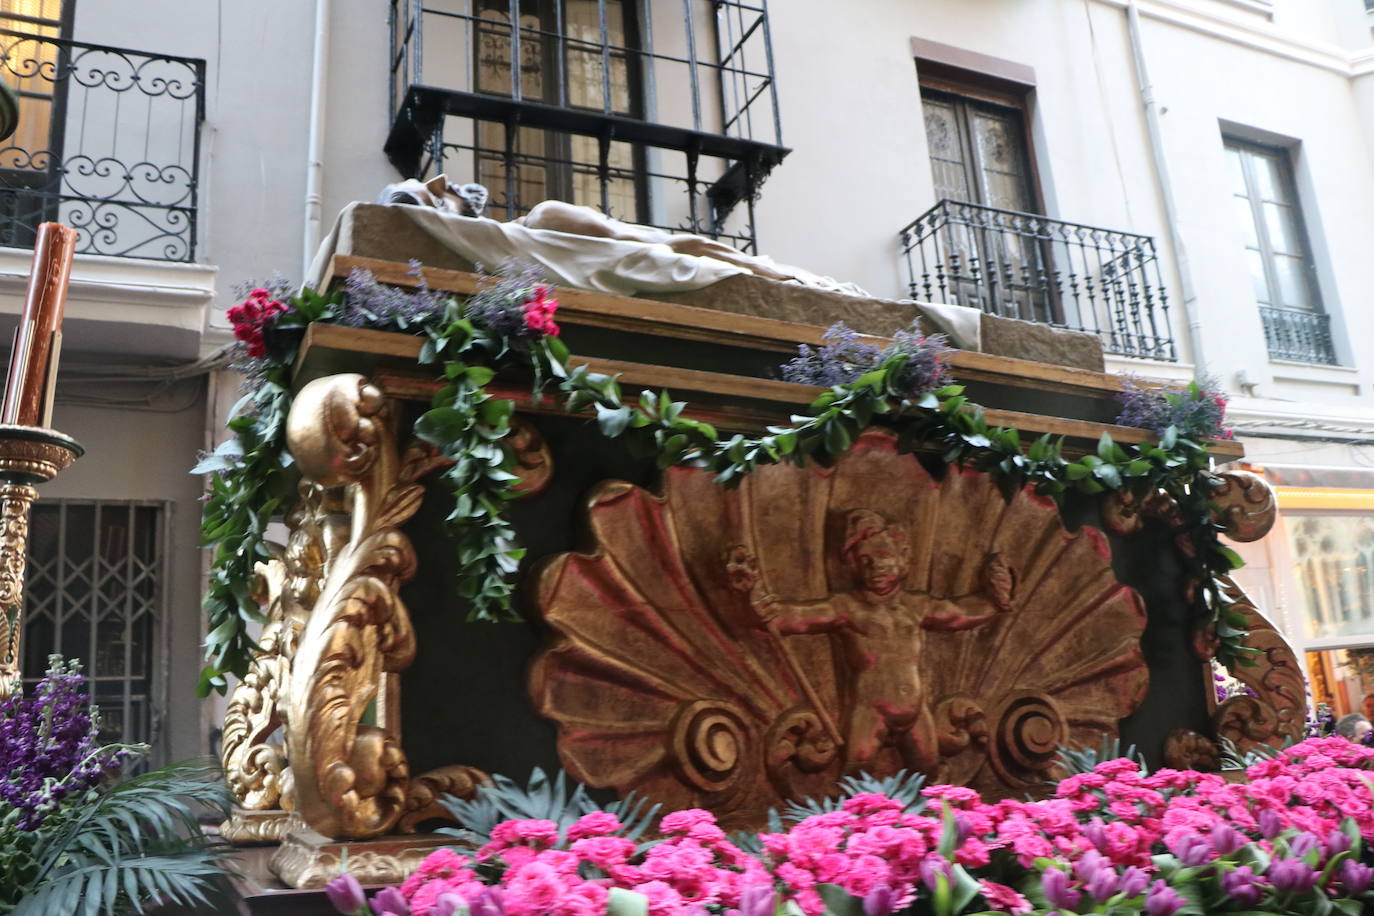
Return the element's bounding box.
[1224,136,1335,364]
[471,0,646,222]
[21,501,167,756]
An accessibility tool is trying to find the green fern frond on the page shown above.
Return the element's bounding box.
[1053,735,1144,779]
[10,760,232,916]
[13,854,226,916]
[438,768,660,847]
[778,769,929,825]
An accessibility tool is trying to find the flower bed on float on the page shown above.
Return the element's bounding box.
[320,739,1374,916]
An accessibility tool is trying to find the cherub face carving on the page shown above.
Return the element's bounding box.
[843,510,909,596]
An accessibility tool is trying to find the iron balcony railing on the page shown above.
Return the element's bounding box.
[1259,305,1337,365]
[899,200,1176,360]
[386,0,788,252]
[0,30,205,262]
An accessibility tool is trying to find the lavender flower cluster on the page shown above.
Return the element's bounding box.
[1115,376,1232,441]
[461,261,553,344]
[340,261,447,329]
[780,322,950,396]
[0,657,136,831]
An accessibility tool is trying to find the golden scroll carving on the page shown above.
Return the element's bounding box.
[531,429,1149,827]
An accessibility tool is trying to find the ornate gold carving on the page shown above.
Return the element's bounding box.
[220,808,296,845]
[281,374,424,840]
[1163,728,1219,772]
[398,765,488,834]
[269,827,455,889]
[531,430,1149,825]
[1210,470,1277,543]
[221,483,349,839]
[1211,577,1306,756]
[0,425,80,696]
[0,484,37,696]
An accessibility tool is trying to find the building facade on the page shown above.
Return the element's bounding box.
[5,0,1374,759]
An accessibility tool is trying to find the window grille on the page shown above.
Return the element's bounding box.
[21,500,168,758]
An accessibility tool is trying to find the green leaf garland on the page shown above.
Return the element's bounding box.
[197,286,1251,692]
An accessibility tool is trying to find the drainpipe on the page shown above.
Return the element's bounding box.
[1125,0,1207,378]
[302,0,332,278]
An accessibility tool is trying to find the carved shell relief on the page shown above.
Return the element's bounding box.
[531,430,1150,826]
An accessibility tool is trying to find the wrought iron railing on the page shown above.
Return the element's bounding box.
[386,0,788,251]
[1259,305,1337,365]
[899,200,1176,360]
[0,31,204,262]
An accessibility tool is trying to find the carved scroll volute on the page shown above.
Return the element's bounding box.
[1211,470,1277,544]
[282,374,425,840]
[221,483,347,821]
[1212,577,1306,755]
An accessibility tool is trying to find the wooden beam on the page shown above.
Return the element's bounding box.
[324,255,1142,400]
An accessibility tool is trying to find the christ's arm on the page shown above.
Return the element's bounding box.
[760,596,851,635]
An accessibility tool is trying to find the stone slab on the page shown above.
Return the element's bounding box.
[328,204,1105,371]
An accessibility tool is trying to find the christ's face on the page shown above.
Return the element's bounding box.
[851,535,905,596]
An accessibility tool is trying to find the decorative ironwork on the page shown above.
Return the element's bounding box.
[1259,304,1336,365]
[899,200,1176,360]
[20,498,164,755]
[385,0,787,252]
[0,30,205,262]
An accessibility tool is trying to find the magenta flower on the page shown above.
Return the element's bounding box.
[1041,868,1081,910]
[1221,866,1265,906]
[1268,858,1317,893]
[373,886,411,915]
[1119,867,1149,899]
[862,884,897,916]
[1341,860,1374,895]
[1144,880,1186,916]
[324,873,366,915]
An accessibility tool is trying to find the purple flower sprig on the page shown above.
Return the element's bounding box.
[1115,376,1232,442]
[0,656,141,831]
[781,322,951,398]
[340,261,448,330]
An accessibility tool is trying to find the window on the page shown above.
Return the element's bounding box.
[0,0,72,246]
[1224,137,1334,363]
[919,82,1055,323]
[21,501,167,755]
[472,0,645,222]
[921,88,1038,213]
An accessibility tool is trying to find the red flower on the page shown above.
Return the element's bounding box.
[522,286,561,337]
[228,288,291,359]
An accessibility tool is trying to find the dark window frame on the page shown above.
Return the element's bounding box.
[1225,135,1324,314]
[0,0,76,246]
[471,0,650,223]
[916,64,1046,216]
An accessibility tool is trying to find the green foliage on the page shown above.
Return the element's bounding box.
[1,759,233,916]
[193,284,343,695]
[437,767,659,848]
[200,276,1251,685]
[1054,735,1144,778]
[414,297,571,622]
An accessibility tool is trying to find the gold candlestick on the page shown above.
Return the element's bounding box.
[0,425,81,696]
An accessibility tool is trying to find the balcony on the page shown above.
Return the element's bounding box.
[1259,305,1336,365]
[0,30,205,262]
[386,0,787,252]
[899,200,1177,361]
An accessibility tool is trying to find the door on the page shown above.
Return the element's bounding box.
[921,87,1052,322]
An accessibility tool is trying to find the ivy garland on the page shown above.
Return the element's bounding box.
[194,276,1250,695]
